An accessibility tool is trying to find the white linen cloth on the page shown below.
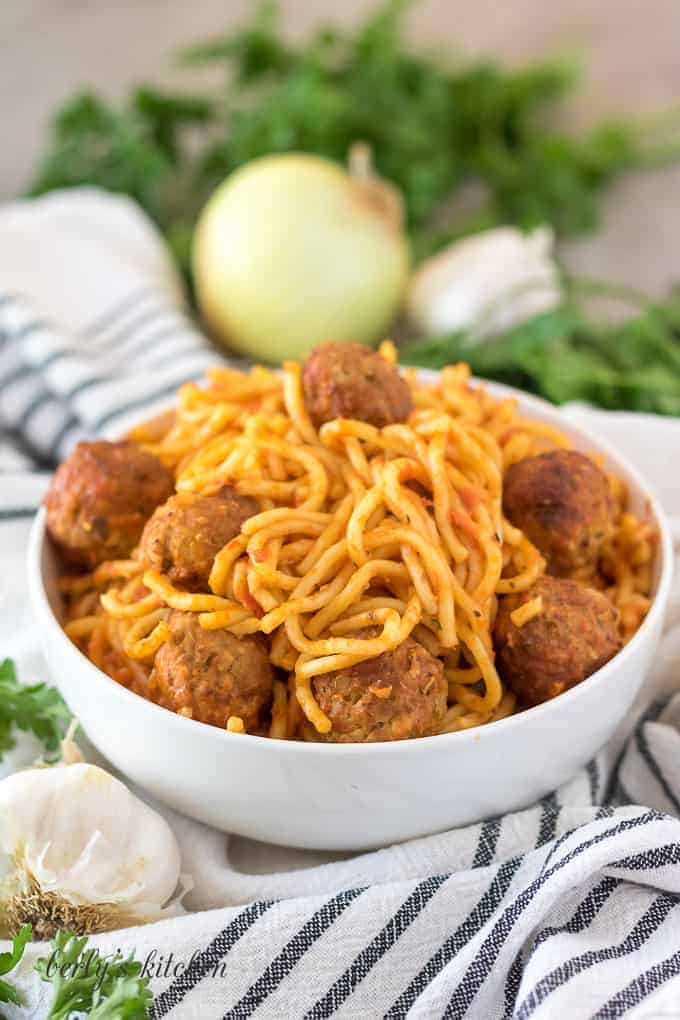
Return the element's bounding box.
[2,189,680,1019]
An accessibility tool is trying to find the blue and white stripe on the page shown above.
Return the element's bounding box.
[0,289,221,466]
[108,806,680,1018]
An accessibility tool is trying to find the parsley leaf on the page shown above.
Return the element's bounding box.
[0,659,72,761]
[36,932,152,1020]
[402,288,680,415]
[0,924,32,1014]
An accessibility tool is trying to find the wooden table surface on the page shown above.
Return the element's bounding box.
[2,0,679,292]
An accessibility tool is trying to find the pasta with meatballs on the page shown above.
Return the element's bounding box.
[49,341,657,742]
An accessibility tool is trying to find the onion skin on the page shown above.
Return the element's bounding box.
[193,153,410,361]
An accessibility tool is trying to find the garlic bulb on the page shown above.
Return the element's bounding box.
[0,762,185,939]
[406,225,561,338]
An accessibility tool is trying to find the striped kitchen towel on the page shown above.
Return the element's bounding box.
[0,188,223,468]
[3,188,680,1019]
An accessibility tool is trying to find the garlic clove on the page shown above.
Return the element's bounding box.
[406,225,561,338]
[0,763,186,938]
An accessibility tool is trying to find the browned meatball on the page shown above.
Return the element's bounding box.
[302,342,412,429]
[503,450,614,576]
[139,488,259,591]
[45,440,174,568]
[312,635,447,742]
[493,576,622,707]
[149,611,273,730]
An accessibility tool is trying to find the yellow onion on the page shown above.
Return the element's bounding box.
[193,148,410,361]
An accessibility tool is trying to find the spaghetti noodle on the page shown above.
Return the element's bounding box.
[60,348,656,739]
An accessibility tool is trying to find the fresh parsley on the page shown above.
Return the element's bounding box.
[0,659,71,761]
[0,925,31,1016]
[0,928,152,1020]
[35,932,153,1020]
[28,0,680,277]
[25,1,680,414]
[402,286,680,415]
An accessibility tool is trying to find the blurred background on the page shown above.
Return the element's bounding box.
[2,0,680,293]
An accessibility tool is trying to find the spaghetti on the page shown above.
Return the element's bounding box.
[60,348,656,739]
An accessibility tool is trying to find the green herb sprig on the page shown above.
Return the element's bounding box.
[0,925,32,1016]
[0,659,71,761]
[28,0,680,276]
[402,286,680,415]
[36,932,152,1020]
[0,926,152,1020]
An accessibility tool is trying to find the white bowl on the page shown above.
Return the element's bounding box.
[27,378,673,851]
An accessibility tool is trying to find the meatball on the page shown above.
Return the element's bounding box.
[149,611,273,730]
[45,440,174,568]
[139,487,259,591]
[493,575,622,707]
[503,450,614,576]
[312,635,447,742]
[302,342,412,429]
